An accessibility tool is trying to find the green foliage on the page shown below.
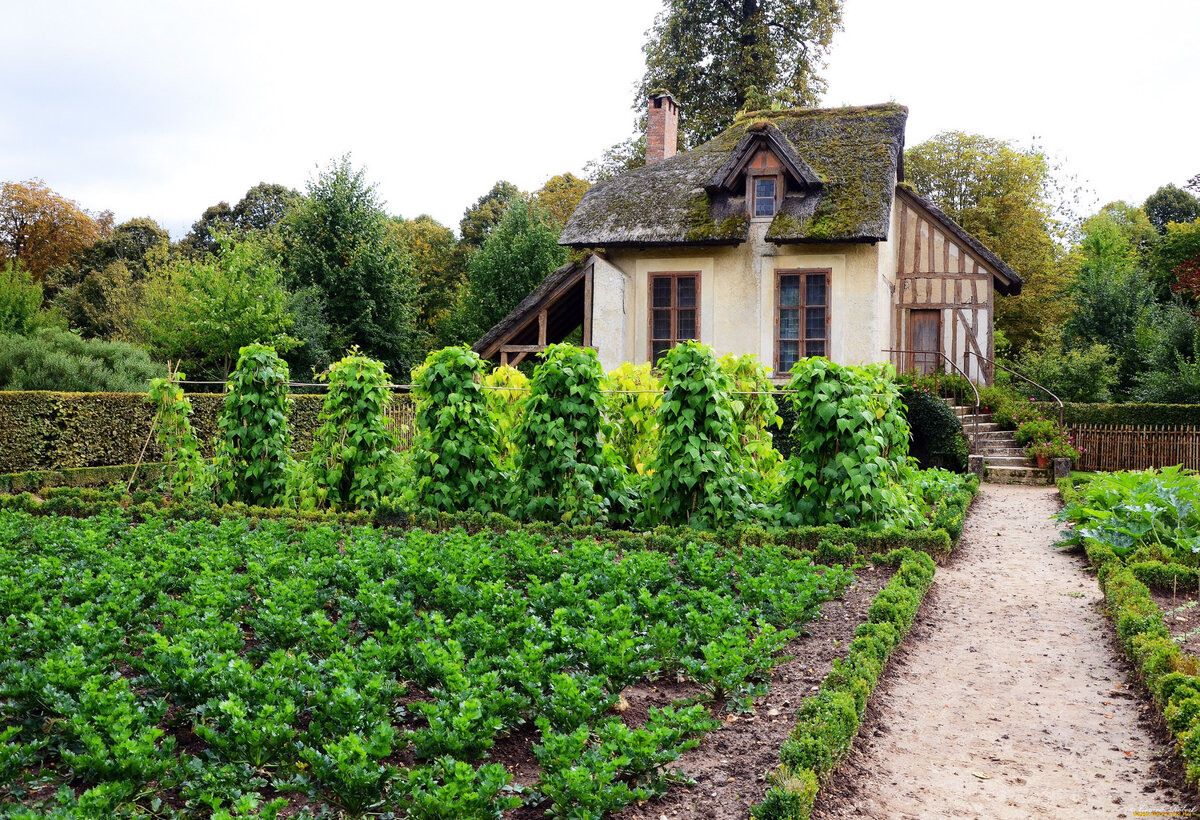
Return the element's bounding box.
[512,344,632,525]
[391,214,467,342]
[638,0,844,147]
[0,328,164,392]
[1144,184,1200,234]
[284,155,420,374]
[1014,418,1059,447]
[644,341,756,528]
[720,353,784,484]
[898,388,968,472]
[136,233,297,378]
[482,364,529,467]
[410,346,504,513]
[301,350,403,511]
[778,358,918,528]
[1012,333,1119,403]
[146,373,209,501]
[895,369,972,404]
[602,362,661,476]
[213,344,292,507]
[445,197,567,345]
[299,725,398,814]
[905,131,1067,351]
[404,756,522,819]
[0,260,45,334]
[458,180,520,249]
[1056,467,1200,565]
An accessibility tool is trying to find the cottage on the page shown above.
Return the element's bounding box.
[474,95,1021,383]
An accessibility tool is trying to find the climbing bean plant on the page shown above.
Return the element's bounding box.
[643,341,757,529]
[301,350,403,511]
[212,343,292,507]
[777,358,920,528]
[512,344,633,525]
[483,364,529,468]
[409,346,504,513]
[145,372,209,501]
[719,353,784,485]
[602,362,661,476]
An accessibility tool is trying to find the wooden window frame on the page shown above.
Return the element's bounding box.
[647,271,701,364]
[747,173,782,221]
[774,268,831,372]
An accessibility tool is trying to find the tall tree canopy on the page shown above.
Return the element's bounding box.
[531,173,592,228]
[0,179,110,280]
[905,132,1066,351]
[1143,184,1200,234]
[638,0,844,147]
[459,180,520,248]
[183,182,300,257]
[389,214,465,340]
[283,156,418,374]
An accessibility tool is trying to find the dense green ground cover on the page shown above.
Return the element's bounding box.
[0,509,853,818]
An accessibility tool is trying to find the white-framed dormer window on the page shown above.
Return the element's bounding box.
[753,176,777,218]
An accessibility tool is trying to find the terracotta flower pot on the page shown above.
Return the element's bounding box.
[1035,455,1050,469]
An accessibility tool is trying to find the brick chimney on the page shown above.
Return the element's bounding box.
[646,93,679,165]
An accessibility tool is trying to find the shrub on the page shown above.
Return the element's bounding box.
[0,329,164,392]
[409,346,504,513]
[643,341,756,529]
[1014,419,1059,447]
[301,351,404,510]
[212,344,292,507]
[900,388,968,472]
[511,344,633,525]
[0,261,45,335]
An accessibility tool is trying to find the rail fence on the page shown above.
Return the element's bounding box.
[1072,424,1200,472]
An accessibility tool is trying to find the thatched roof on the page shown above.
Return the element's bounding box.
[896,186,1024,295]
[561,103,908,248]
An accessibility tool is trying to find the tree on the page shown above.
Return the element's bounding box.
[459,180,520,248]
[637,0,844,147]
[1143,184,1200,234]
[584,137,646,184]
[904,132,1067,351]
[182,182,301,258]
[531,173,592,228]
[443,198,567,345]
[137,234,296,377]
[389,215,466,341]
[75,217,170,278]
[283,156,419,374]
[0,179,110,280]
[0,262,45,335]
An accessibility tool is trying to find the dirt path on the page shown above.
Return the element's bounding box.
[813,483,1197,819]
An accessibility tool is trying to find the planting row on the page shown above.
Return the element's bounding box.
[149,340,950,533]
[0,509,854,817]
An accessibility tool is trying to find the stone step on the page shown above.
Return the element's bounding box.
[983,455,1031,467]
[968,429,1017,442]
[958,413,995,425]
[980,446,1026,457]
[985,464,1053,485]
[960,421,1001,434]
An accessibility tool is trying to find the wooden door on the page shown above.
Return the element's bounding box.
[909,309,941,375]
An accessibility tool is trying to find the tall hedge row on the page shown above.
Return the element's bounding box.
[1036,402,1200,427]
[0,391,415,472]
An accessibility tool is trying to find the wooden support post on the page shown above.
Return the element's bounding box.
[538,309,547,346]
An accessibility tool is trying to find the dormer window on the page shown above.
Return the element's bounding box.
[753,177,777,218]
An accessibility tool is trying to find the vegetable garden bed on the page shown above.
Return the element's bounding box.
[0,507,914,818]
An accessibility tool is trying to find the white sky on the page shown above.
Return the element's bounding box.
[3,0,1197,238]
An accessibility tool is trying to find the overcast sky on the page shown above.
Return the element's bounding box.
[3,0,1197,238]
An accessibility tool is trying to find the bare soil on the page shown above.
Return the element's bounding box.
[813,483,1198,820]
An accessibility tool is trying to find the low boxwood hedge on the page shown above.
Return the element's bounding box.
[753,547,937,818]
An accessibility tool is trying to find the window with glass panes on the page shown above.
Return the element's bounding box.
[648,272,699,364]
[776,269,829,372]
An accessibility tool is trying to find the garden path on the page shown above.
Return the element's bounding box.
[813,482,1196,819]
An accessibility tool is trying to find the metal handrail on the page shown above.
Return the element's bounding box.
[966,351,1064,428]
[882,348,981,447]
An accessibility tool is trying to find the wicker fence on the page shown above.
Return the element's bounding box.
[1072,425,1200,472]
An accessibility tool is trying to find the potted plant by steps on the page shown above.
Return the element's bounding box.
[1028,435,1080,470]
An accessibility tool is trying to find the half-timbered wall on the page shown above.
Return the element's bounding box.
[894,193,996,383]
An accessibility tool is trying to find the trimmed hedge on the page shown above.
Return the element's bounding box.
[0,391,415,472]
[1039,402,1200,427]
[0,463,165,494]
[753,548,937,819]
[1059,479,1200,785]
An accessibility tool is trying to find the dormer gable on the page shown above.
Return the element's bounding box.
[702,122,825,224]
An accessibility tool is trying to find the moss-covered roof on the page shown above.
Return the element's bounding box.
[561,103,908,247]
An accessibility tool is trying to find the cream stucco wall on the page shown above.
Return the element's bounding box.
[597,201,900,376]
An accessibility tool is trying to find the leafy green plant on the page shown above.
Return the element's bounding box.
[719,352,784,483]
[213,343,292,506]
[602,361,661,476]
[533,718,649,819]
[60,675,175,784]
[482,364,529,467]
[403,756,523,820]
[1014,418,1058,447]
[299,724,398,815]
[300,350,403,510]
[778,358,919,528]
[511,344,633,525]
[644,341,756,528]
[409,346,505,513]
[194,692,299,768]
[146,372,210,500]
